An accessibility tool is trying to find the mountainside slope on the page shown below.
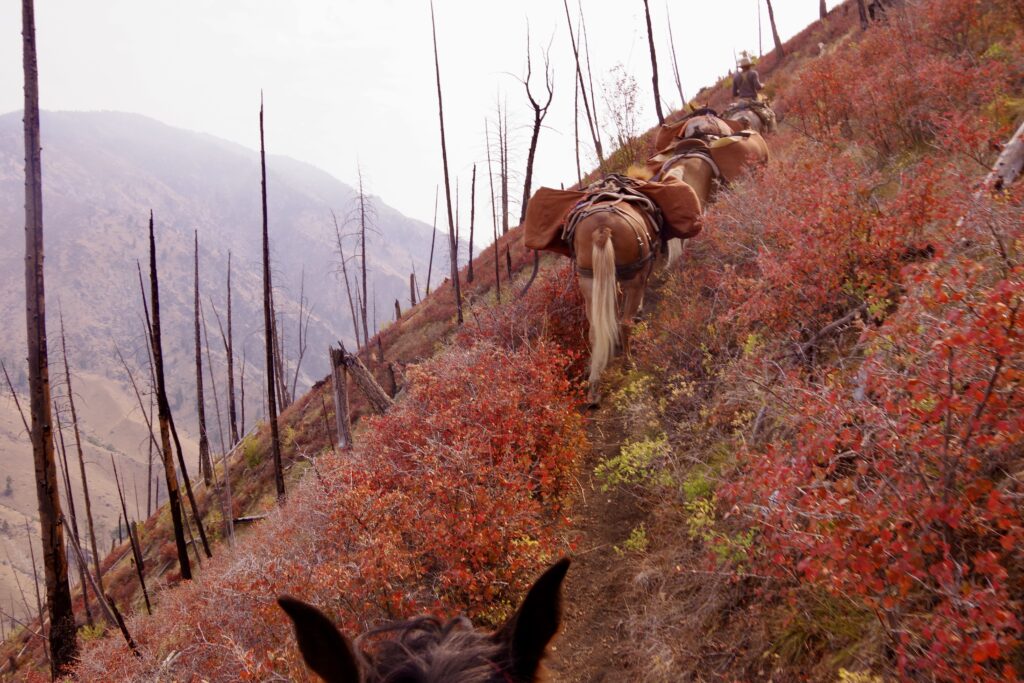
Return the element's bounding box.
[4,1,1023,680]
[0,110,449,621]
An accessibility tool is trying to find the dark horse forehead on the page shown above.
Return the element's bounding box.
[359,616,507,683]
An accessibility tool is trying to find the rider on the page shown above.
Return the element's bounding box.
[732,56,764,100]
[731,55,777,132]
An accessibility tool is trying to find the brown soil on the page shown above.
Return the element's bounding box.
[547,402,649,683]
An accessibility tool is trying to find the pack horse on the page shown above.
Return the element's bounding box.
[524,175,703,405]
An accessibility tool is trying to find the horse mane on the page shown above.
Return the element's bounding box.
[355,615,504,683]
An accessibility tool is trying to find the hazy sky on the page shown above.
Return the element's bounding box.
[2,1,825,236]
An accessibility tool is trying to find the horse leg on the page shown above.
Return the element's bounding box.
[619,272,649,362]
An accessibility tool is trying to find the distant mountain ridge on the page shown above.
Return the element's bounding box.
[0,110,448,617]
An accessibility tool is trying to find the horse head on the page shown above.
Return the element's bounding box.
[279,558,570,683]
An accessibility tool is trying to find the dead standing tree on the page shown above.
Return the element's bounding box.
[332,210,363,350]
[224,251,239,444]
[142,228,212,561]
[765,0,785,57]
[425,186,438,295]
[467,165,476,283]
[328,347,352,450]
[430,0,464,324]
[259,96,286,500]
[193,231,213,485]
[51,399,93,627]
[289,269,312,401]
[57,310,103,599]
[355,166,374,356]
[485,119,502,302]
[21,0,77,671]
[147,212,193,580]
[665,2,687,109]
[518,26,554,225]
[641,0,665,125]
[498,97,511,235]
[563,0,604,165]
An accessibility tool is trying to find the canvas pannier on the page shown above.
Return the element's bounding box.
[523,176,703,256]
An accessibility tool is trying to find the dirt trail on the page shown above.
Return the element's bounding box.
[547,402,648,683]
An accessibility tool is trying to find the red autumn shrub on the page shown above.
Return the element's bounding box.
[720,160,1024,681]
[784,0,1018,158]
[71,339,587,681]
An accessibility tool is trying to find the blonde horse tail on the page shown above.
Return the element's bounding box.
[589,227,619,388]
[665,238,682,268]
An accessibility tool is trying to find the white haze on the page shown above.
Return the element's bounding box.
[0,0,825,240]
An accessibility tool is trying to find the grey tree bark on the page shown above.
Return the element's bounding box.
[193,231,213,485]
[21,0,77,671]
[259,96,286,500]
[147,212,192,580]
[430,0,464,324]
[519,29,554,225]
[766,0,785,57]
[642,0,665,125]
[58,311,103,600]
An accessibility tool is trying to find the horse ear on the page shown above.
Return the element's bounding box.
[493,558,570,680]
[278,596,360,683]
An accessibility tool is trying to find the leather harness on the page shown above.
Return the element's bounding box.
[565,176,660,281]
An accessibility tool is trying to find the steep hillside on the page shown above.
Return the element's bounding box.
[3,1,1023,681]
[0,110,451,621]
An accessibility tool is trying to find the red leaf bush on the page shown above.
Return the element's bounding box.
[71,339,587,681]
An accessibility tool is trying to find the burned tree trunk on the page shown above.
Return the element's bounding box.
[356,167,372,357]
[666,2,686,108]
[193,232,213,486]
[259,96,286,500]
[520,29,554,225]
[332,211,362,350]
[485,121,502,303]
[499,100,511,234]
[289,270,311,401]
[766,0,785,57]
[225,251,239,445]
[430,0,464,324]
[58,311,103,599]
[339,343,394,414]
[467,164,476,283]
[641,0,665,125]
[329,347,352,450]
[110,456,150,614]
[22,0,77,671]
[820,0,828,19]
[52,402,93,626]
[147,212,192,580]
[563,0,603,164]
[426,186,438,296]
